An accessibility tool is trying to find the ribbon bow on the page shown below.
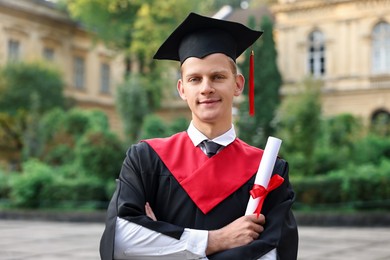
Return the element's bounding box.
[249,174,284,217]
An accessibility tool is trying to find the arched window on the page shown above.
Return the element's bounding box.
[371,109,390,136]
[308,30,325,77]
[372,22,390,74]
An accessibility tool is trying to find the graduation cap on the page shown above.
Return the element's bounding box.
[153,12,263,116]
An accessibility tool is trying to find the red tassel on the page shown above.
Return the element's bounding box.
[249,50,255,116]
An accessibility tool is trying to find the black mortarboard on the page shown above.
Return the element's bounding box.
[153,12,263,64]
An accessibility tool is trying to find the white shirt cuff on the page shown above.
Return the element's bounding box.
[184,228,208,258]
[258,248,276,260]
[114,217,208,259]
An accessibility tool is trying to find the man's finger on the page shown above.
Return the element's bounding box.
[145,202,157,221]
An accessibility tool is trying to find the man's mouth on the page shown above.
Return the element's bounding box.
[198,98,220,105]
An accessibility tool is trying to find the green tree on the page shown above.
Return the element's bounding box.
[22,92,42,160]
[237,15,282,148]
[0,62,65,165]
[324,114,363,148]
[275,77,322,176]
[64,0,211,142]
[116,74,149,143]
[313,114,363,175]
[64,0,209,74]
[211,0,247,9]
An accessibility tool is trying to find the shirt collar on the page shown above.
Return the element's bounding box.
[187,121,236,147]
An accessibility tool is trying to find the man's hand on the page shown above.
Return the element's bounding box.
[145,202,157,221]
[145,202,265,256]
[206,214,265,255]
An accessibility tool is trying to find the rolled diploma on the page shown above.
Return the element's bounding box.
[245,136,282,215]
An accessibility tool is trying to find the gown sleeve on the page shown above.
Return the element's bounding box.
[99,142,185,260]
[207,159,299,260]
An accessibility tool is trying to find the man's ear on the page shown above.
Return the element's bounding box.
[234,74,245,96]
[177,79,187,101]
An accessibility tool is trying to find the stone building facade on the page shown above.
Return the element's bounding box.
[3,0,389,135]
[271,0,390,125]
[0,0,126,134]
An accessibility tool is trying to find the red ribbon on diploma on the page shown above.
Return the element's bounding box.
[249,174,284,216]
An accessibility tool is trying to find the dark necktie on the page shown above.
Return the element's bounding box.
[203,140,222,158]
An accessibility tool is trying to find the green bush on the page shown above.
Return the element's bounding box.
[141,114,169,139]
[42,142,76,166]
[313,145,349,175]
[64,109,95,138]
[324,113,362,148]
[105,179,117,201]
[140,115,189,140]
[7,159,111,209]
[86,110,110,132]
[76,130,124,180]
[292,175,343,206]
[10,160,54,208]
[168,117,189,135]
[0,169,13,203]
[39,108,66,143]
[40,108,114,167]
[351,135,390,165]
[55,162,86,179]
[293,160,390,210]
[40,176,108,209]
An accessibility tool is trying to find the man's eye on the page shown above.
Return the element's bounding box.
[189,77,200,82]
[213,75,225,80]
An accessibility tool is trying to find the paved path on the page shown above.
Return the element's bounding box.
[297,226,390,260]
[0,220,102,260]
[1,220,390,259]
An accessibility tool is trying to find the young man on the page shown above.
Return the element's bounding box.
[100,12,298,260]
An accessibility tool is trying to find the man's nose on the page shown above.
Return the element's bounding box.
[200,79,214,93]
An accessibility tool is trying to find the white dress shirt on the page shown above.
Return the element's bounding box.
[114,122,276,260]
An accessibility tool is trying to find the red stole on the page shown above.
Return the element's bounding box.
[144,132,263,214]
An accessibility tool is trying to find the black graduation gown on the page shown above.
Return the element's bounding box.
[100,132,298,260]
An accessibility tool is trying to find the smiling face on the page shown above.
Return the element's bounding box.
[177,53,245,137]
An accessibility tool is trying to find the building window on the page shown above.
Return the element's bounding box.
[73,56,85,89]
[100,63,110,94]
[43,47,55,61]
[308,31,325,77]
[372,22,390,74]
[371,109,390,136]
[8,39,20,62]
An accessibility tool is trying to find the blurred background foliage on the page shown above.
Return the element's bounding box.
[0,0,389,211]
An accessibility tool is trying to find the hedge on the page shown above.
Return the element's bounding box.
[292,170,390,210]
[3,160,113,209]
[40,177,108,209]
[2,159,390,211]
